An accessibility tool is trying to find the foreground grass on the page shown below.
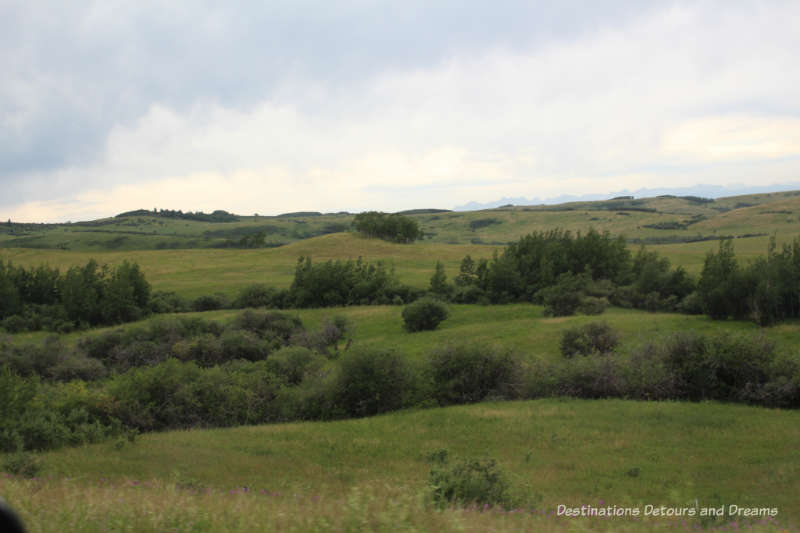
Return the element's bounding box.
[3,399,798,532]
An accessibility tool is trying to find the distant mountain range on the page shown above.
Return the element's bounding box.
[453,182,800,211]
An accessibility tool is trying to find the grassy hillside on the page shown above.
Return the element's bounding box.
[3,190,800,252]
[0,234,497,298]
[3,399,797,532]
[0,230,786,300]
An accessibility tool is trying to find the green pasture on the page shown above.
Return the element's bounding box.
[0,230,790,300]
[15,302,800,365]
[3,399,797,531]
[4,190,800,253]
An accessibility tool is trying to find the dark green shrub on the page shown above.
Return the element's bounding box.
[149,291,189,313]
[428,452,514,509]
[2,449,42,478]
[332,347,413,417]
[451,285,486,304]
[290,315,352,357]
[109,340,166,370]
[402,298,449,332]
[192,293,229,312]
[428,343,520,405]
[78,329,125,360]
[352,211,422,243]
[660,332,775,401]
[676,291,704,314]
[577,296,608,315]
[555,355,627,398]
[234,284,278,309]
[218,329,274,362]
[560,322,619,358]
[231,310,301,342]
[267,346,325,385]
[537,272,586,317]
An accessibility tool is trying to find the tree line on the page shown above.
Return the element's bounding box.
[0,259,150,332]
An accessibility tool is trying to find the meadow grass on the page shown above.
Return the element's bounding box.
[0,229,788,301]
[14,303,800,363]
[3,399,797,532]
[0,234,500,298]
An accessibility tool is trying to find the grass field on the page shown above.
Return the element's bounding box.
[4,190,800,253]
[0,230,790,300]
[14,302,800,364]
[3,399,797,532]
[4,191,800,532]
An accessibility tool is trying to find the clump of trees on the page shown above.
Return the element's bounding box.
[116,208,239,222]
[697,237,800,325]
[0,259,151,332]
[442,229,694,313]
[352,211,423,243]
[290,256,416,307]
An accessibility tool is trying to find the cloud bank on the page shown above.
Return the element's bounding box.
[2,1,799,221]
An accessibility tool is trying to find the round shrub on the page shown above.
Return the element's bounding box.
[428,454,515,509]
[428,343,520,405]
[577,296,608,315]
[234,284,278,309]
[267,346,324,385]
[560,322,620,358]
[332,347,413,417]
[402,298,449,332]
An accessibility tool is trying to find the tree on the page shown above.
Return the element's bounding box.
[352,212,422,243]
[429,261,450,297]
[698,239,743,319]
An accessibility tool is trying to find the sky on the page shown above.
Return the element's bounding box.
[2,1,800,222]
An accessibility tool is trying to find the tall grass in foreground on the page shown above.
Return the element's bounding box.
[1,476,792,532]
[2,399,797,532]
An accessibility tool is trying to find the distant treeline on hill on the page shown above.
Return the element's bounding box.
[116,209,239,222]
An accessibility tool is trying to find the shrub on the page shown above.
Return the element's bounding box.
[428,451,514,509]
[234,284,278,309]
[661,332,775,401]
[332,347,414,417]
[2,449,42,478]
[231,310,302,342]
[560,322,620,358]
[192,293,229,312]
[402,298,449,332]
[428,343,520,405]
[266,346,325,385]
[149,291,189,313]
[577,296,608,315]
[537,272,586,317]
[555,355,627,398]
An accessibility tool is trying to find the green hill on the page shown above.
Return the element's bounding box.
[3,190,800,252]
[4,399,796,532]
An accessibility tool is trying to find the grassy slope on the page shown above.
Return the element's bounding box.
[0,229,787,300]
[0,234,499,298]
[3,399,796,532]
[12,303,800,371]
[3,190,800,252]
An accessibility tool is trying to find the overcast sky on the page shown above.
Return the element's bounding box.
[2,1,800,222]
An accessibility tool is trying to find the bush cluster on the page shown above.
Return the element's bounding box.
[560,322,619,358]
[351,211,422,243]
[428,450,515,509]
[402,298,449,332]
[431,229,695,316]
[0,259,151,332]
[2,311,798,454]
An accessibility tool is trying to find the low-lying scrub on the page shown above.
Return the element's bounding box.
[2,311,799,454]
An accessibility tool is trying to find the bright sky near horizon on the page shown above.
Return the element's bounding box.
[2,1,800,222]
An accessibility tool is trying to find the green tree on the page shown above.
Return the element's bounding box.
[429,261,450,297]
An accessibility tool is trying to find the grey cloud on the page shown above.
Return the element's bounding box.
[0,0,657,202]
